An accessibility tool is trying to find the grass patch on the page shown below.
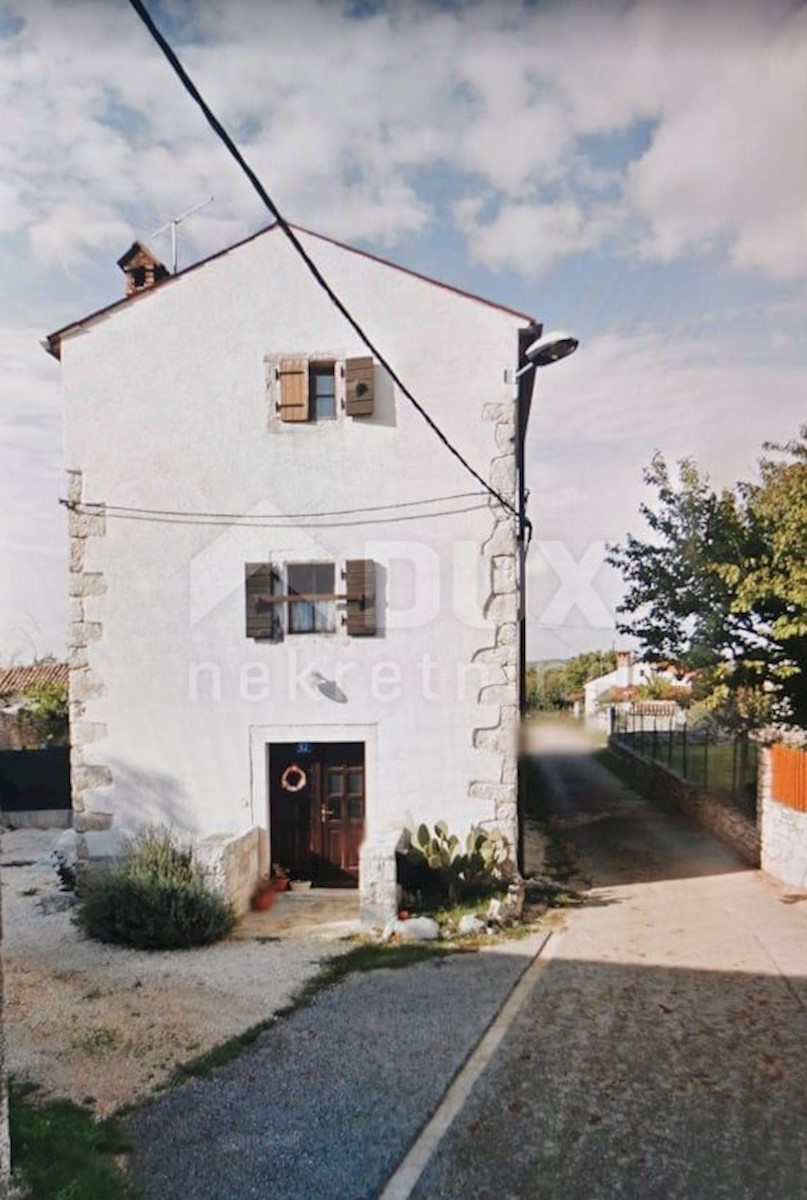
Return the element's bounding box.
[167,940,461,1088]
[10,1082,137,1200]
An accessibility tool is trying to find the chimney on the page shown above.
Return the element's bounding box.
[615,649,634,686]
[117,242,169,296]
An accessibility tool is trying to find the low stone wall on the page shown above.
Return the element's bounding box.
[609,736,760,866]
[195,827,267,917]
[759,744,807,890]
[359,827,410,928]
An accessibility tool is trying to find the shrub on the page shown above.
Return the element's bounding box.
[77,826,236,950]
[22,678,69,745]
[403,821,509,908]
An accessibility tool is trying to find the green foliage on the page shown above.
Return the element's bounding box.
[10,1082,136,1200]
[406,822,508,906]
[120,825,196,888]
[632,672,692,705]
[608,428,807,727]
[22,679,69,745]
[527,650,617,712]
[77,826,236,951]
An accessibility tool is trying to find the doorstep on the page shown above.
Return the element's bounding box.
[235,888,361,941]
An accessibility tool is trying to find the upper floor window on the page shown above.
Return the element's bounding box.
[245,559,377,640]
[274,357,376,423]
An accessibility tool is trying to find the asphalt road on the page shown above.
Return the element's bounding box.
[412,720,807,1200]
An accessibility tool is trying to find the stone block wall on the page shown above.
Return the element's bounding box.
[759,744,807,890]
[469,400,518,859]
[359,827,410,928]
[195,826,267,917]
[609,737,760,866]
[66,469,112,852]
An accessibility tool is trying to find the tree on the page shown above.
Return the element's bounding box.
[527,650,617,713]
[608,429,807,727]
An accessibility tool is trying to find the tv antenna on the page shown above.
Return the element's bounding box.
[151,195,214,273]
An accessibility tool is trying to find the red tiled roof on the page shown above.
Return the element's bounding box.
[0,662,69,697]
[44,222,539,359]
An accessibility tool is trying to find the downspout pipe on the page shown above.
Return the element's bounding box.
[515,322,542,876]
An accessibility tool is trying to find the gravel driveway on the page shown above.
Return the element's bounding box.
[127,938,543,1200]
[2,828,354,1115]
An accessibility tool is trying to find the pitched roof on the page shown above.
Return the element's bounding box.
[44,223,538,359]
[0,662,69,697]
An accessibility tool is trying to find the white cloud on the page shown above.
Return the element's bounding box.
[0,326,65,660]
[527,325,806,556]
[0,0,805,279]
[456,197,618,274]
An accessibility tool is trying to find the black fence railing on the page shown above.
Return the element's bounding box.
[610,709,757,819]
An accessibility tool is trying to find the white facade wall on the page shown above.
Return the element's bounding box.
[59,229,528,907]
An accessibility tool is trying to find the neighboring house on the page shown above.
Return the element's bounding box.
[0,661,69,750]
[584,651,689,725]
[45,224,542,923]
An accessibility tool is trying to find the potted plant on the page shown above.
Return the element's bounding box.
[251,875,276,912]
[270,863,290,892]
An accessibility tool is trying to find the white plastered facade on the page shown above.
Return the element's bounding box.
[58,228,531,921]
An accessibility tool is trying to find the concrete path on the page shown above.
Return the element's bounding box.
[412,719,807,1199]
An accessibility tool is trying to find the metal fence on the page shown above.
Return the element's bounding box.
[0,746,71,812]
[611,708,758,818]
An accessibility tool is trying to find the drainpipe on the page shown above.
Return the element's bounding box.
[515,323,542,877]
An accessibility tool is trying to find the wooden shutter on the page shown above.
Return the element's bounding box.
[278,358,308,422]
[245,563,284,641]
[345,357,375,417]
[345,559,377,636]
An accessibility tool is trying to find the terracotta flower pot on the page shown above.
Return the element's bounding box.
[251,889,276,912]
[271,877,290,892]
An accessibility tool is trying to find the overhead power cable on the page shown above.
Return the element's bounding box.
[62,490,485,521]
[60,497,491,529]
[127,0,517,519]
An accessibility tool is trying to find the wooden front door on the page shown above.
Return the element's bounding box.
[269,742,365,886]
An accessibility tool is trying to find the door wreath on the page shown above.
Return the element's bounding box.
[280,762,307,793]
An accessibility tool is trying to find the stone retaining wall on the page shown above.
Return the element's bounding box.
[195,827,267,917]
[759,745,807,890]
[359,827,410,928]
[609,736,760,866]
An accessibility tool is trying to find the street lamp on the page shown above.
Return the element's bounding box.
[515,327,579,875]
[515,330,579,377]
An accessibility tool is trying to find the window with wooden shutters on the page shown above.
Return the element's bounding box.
[246,560,378,639]
[345,560,377,636]
[245,563,284,641]
[277,358,308,422]
[345,357,375,417]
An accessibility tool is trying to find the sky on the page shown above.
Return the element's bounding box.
[1,0,805,664]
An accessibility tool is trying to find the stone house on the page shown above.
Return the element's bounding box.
[0,661,69,750]
[584,650,690,727]
[45,224,543,923]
